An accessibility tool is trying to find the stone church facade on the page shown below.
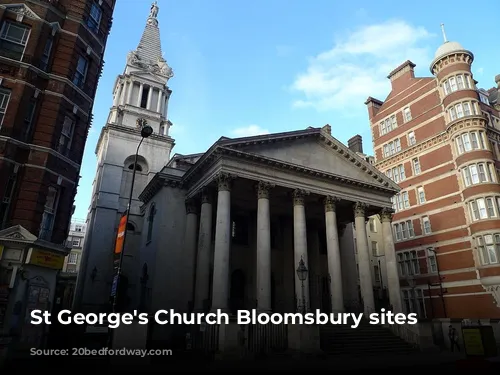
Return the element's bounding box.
[138,126,404,341]
[76,3,406,347]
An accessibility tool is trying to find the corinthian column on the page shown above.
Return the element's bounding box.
[293,189,310,313]
[324,196,344,312]
[193,190,213,311]
[354,202,375,314]
[380,208,403,313]
[256,181,274,312]
[211,173,235,312]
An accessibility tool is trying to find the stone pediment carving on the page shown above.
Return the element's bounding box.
[4,4,42,20]
[0,224,37,243]
[127,51,174,80]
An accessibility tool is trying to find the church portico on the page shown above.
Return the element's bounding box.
[176,160,400,319]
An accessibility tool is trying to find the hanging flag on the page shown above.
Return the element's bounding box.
[114,214,127,254]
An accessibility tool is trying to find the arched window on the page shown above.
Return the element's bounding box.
[147,203,156,243]
[128,163,143,172]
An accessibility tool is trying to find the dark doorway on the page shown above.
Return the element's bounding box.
[321,276,332,313]
[230,269,245,314]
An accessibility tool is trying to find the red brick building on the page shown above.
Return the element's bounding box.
[0,0,115,241]
[0,0,115,341]
[365,36,500,320]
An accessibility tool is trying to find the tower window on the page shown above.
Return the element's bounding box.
[140,87,149,109]
[128,163,142,172]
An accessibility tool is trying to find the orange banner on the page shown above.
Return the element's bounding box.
[114,215,127,254]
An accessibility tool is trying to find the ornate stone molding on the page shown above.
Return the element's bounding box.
[431,52,473,75]
[324,195,340,212]
[256,181,275,199]
[353,202,368,218]
[185,199,197,214]
[292,189,309,206]
[446,115,487,137]
[200,189,213,204]
[6,232,25,240]
[380,207,394,223]
[215,172,235,192]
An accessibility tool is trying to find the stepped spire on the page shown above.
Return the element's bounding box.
[125,1,173,80]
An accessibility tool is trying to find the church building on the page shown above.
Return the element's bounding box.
[76,3,407,349]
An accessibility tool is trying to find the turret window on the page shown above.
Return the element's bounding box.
[448,101,477,122]
[443,73,472,95]
[468,196,500,222]
[455,131,486,155]
[462,162,495,187]
[476,234,500,265]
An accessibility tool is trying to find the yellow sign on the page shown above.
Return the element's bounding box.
[26,248,65,270]
[462,328,484,356]
[0,245,3,260]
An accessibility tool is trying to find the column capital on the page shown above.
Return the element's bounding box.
[353,201,369,218]
[256,181,275,199]
[292,189,309,206]
[200,188,213,204]
[324,195,340,212]
[380,207,395,223]
[215,172,236,192]
[185,199,198,214]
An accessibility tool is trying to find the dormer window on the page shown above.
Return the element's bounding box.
[479,92,490,105]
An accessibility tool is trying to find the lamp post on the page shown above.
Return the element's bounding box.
[427,247,447,318]
[296,256,308,314]
[111,119,153,313]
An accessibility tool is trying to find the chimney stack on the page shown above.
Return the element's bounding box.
[348,135,363,154]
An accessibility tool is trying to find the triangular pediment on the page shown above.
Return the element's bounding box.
[219,130,399,191]
[0,225,37,243]
[5,4,42,21]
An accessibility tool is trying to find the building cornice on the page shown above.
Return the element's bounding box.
[94,123,174,155]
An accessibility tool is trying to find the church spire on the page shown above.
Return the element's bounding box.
[136,1,162,65]
[125,1,173,79]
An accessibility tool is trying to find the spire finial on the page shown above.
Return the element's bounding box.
[440,23,448,43]
[149,1,159,19]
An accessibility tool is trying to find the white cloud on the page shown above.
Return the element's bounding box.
[476,67,484,75]
[231,125,270,137]
[291,20,435,112]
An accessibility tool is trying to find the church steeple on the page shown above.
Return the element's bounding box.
[135,1,163,65]
[106,1,175,141]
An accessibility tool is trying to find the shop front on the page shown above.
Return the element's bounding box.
[0,225,68,358]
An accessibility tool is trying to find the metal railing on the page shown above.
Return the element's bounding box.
[246,322,288,354]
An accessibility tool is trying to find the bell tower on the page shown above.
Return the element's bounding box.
[75,2,175,312]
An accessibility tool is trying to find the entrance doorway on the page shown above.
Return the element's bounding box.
[230,269,245,314]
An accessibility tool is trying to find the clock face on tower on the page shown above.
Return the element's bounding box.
[136,118,148,128]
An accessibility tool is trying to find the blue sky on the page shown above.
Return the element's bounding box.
[73,0,500,219]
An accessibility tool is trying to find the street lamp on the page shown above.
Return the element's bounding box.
[427,247,447,318]
[296,256,308,314]
[111,119,153,313]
